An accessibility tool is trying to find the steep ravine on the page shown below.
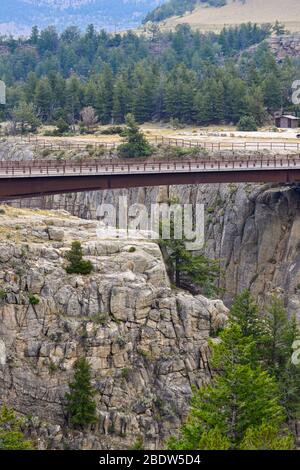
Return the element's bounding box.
[0,208,228,450]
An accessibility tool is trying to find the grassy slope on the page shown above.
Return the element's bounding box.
[161,0,300,32]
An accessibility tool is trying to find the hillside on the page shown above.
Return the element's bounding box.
[0,0,164,36]
[159,0,300,32]
[144,0,225,24]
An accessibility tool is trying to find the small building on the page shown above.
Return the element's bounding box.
[275,114,299,129]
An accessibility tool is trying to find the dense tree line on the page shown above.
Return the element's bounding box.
[169,291,300,450]
[0,23,299,130]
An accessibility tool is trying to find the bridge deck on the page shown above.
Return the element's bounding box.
[1,159,300,200]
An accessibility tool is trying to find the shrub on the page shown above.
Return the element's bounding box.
[29,294,40,306]
[65,241,93,275]
[131,436,144,450]
[90,313,108,326]
[100,126,124,135]
[0,289,7,300]
[237,116,258,132]
[41,148,52,158]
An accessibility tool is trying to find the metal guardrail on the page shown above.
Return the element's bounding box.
[1,158,300,178]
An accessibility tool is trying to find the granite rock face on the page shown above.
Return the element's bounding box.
[22,181,300,319]
[0,208,228,449]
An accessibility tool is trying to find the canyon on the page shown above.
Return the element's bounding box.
[0,206,227,449]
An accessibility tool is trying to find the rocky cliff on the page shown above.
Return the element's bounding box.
[267,34,300,61]
[18,180,300,320]
[0,207,227,450]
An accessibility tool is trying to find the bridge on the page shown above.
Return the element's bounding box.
[1,157,300,200]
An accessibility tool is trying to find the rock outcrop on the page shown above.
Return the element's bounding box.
[267,34,300,61]
[18,181,300,320]
[0,207,228,449]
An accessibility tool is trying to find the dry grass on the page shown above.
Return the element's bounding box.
[161,0,300,33]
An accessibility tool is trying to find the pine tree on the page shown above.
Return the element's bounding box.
[65,241,93,275]
[262,74,282,111]
[168,324,294,450]
[240,423,294,450]
[65,358,97,428]
[11,101,40,133]
[118,113,152,158]
[100,65,114,124]
[160,219,219,295]
[34,78,53,121]
[262,296,300,421]
[193,91,212,126]
[0,405,33,450]
[112,75,131,124]
[229,290,268,343]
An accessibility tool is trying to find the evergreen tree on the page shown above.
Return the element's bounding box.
[262,296,300,421]
[65,358,97,428]
[65,241,93,275]
[160,219,219,295]
[240,423,294,450]
[262,74,282,111]
[229,290,266,340]
[34,78,53,121]
[11,101,40,133]
[245,86,266,126]
[168,324,294,450]
[30,26,39,45]
[118,113,152,158]
[193,91,212,126]
[100,65,114,124]
[0,405,33,450]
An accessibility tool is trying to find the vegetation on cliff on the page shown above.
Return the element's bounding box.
[65,241,93,275]
[0,405,33,450]
[65,358,97,428]
[168,291,300,449]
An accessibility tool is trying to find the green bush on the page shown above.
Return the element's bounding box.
[29,294,40,306]
[100,126,124,135]
[65,241,93,275]
[0,289,7,300]
[237,116,258,132]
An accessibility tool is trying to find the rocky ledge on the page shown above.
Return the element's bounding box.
[0,207,227,450]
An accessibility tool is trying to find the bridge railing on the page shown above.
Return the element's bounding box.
[1,158,300,176]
